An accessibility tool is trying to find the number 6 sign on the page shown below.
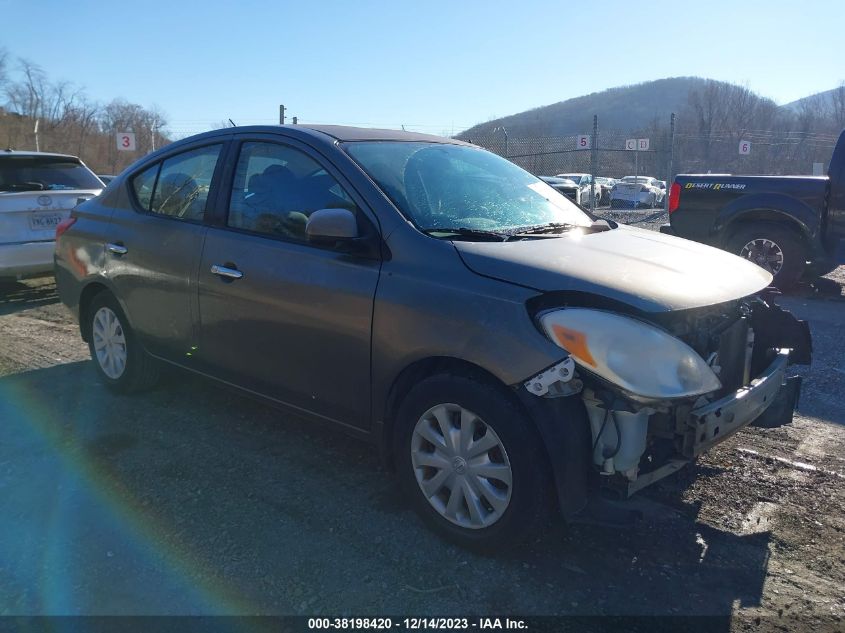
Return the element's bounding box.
[116,132,137,151]
[739,140,751,155]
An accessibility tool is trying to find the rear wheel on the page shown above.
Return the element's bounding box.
[395,373,551,551]
[727,224,807,290]
[87,291,160,393]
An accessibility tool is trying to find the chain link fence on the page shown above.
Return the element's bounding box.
[465,114,839,213]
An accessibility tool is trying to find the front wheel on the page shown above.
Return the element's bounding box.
[395,374,551,551]
[87,291,160,393]
[726,224,807,290]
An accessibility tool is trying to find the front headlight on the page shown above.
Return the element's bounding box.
[539,308,721,400]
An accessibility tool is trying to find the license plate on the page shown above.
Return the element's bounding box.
[29,212,64,231]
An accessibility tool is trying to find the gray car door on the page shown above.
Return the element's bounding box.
[195,138,381,429]
[106,142,226,359]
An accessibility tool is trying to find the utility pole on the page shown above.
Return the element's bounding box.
[494,126,509,157]
[590,115,598,212]
[635,142,639,182]
[279,104,286,125]
[34,119,40,152]
[151,117,157,152]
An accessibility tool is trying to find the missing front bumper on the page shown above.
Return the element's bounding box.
[684,349,795,458]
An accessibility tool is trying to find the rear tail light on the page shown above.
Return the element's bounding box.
[55,217,77,241]
[668,182,681,213]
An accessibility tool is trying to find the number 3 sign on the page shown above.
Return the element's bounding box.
[116,132,136,151]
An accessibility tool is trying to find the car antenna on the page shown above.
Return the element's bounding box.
[228,119,237,127]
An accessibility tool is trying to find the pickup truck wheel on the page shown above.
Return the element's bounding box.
[395,374,551,551]
[728,225,806,290]
[87,291,160,393]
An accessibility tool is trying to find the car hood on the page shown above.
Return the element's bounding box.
[453,224,772,312]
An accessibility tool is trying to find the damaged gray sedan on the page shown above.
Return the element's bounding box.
[54,125,811,550]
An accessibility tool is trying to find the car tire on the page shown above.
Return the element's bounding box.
[726,224,807,291]
[86,291,160,393]
[394,373,552,552]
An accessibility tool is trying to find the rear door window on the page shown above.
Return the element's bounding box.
[134,144,222,221]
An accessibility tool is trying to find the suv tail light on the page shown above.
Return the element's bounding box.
[55,217,77,241]
[668,182,681,213]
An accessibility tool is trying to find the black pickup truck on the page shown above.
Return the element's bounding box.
[661,129,845,289]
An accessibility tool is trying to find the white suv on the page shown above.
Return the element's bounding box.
[0,151,103,279]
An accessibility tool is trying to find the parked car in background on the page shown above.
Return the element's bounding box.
[661,129,845,289]
[540,176,581,205]
[0,150,102,280]
[610,176,662,209]
[655,180,667,207]
[55,125,810,551]
[555,173,601,207]
[594,176,616,206]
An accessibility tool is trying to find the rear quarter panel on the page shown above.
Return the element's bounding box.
[54,194,117,323]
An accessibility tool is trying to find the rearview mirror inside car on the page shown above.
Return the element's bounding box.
[306,208,359,241]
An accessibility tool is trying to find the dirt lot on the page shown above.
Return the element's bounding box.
[1,247,844,629]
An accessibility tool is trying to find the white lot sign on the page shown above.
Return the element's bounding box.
[626,138,650,150]
[577,134,591,150]
[739,140,751,155]
[116,132,136,151]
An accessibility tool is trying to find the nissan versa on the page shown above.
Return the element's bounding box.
[54,126,812,549]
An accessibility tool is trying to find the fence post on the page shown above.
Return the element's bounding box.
[590,115,598,212]
[666,112,675,212]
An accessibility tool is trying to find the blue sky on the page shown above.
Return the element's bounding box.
[1,0,842,136]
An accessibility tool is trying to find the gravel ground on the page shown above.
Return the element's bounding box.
[1,251,844,630]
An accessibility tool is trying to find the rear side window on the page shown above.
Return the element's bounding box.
[132,163,159,210]
[130,144,222,221]
[0,156,103,192]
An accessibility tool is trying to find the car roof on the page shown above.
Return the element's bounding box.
[1,149,82,160]
[179,124,469,145]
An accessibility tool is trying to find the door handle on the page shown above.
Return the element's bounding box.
[107,242,128,255]
[210,264,243,280]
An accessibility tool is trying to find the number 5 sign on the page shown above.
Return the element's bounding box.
[739,140,751,155]
[116,132,136,151]
[577,134,591,150]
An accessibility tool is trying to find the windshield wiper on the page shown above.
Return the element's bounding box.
[421,227,508,242]
[510,222,576,236]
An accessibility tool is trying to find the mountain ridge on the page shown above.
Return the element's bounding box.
[457,77,841,140]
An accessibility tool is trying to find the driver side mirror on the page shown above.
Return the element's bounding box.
[306,208,359,242]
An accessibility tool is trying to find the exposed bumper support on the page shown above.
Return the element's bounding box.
[684,349,793,458]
